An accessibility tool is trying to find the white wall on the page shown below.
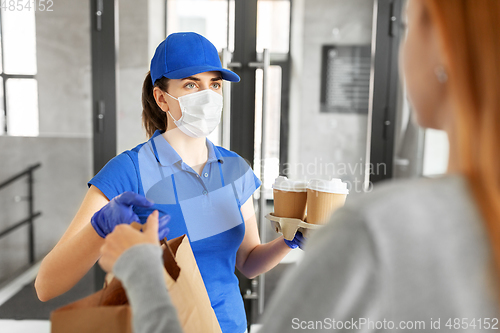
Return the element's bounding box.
[117,0,151,154]
[36,2,92,137]
[118,0,169,154]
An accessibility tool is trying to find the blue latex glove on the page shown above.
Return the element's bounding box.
[91,192,170,240]
[284,231,305,250]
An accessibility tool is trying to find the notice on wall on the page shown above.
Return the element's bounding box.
[320,45,371,114]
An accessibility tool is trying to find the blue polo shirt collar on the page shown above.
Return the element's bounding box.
[150,130,223,167]
[206,139,225,164]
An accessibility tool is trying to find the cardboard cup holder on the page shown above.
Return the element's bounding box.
[265,213,323,241]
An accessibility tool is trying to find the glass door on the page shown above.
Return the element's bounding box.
[164,0,292,324]
[254,0,291,199]
[286,0,375,194]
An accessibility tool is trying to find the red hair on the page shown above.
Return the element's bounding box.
[424,0,500,274]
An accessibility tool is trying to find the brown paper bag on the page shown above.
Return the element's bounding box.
[51,235,221,333]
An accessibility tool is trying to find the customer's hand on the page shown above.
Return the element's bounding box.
[99,210,165,273]
[284,231,305,250]
[91,192,154,238]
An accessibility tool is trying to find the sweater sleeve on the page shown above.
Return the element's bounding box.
[113,244,183,333]
[259,207,384,332]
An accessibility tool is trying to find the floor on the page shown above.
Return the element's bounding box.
[0,201,301,332]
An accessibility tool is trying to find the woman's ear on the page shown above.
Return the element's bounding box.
[420,0,447,69]
[153,87,169,113]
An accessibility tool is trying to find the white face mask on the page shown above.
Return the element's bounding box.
[166,89,223,138]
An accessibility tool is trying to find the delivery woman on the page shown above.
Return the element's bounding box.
[35,32,302,333]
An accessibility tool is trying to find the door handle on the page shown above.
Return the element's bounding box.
[256,49,270,316]
[95,0,103,31]
[221,48,235,150]
[227,62,242,68]
[96,100,105,133]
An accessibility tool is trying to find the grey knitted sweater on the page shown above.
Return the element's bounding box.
[114,175,499,332]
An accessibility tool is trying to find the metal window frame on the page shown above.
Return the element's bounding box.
[230,0,258,164]
[230,0,259,328]
[365,0,404,185]
[275,57,291,177]
[231,0,292,326]
[0,10,37,134]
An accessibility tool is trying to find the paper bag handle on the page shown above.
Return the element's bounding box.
[131,224,181,281]
[129,223,182,282]
[161,238,181,281]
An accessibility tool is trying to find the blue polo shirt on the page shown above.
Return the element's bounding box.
[89,130,261,333]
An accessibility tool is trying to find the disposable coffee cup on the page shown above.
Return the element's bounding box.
[272,176,308,221]
[306,178,349,225]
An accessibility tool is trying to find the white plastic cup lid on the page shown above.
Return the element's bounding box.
[307,178,349,194]
[272,176,308,192]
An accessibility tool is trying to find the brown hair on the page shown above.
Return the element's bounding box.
[142,71,170,138]
[424,0,500,273]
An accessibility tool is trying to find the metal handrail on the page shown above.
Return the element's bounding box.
[0,163,41,189]
[0,163,42,264]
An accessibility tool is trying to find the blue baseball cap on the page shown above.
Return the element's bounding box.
[150,32,240,84]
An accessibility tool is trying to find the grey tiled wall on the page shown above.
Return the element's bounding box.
[289,0,374,194]
[0,0,92,282]
[0,137,92,283]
